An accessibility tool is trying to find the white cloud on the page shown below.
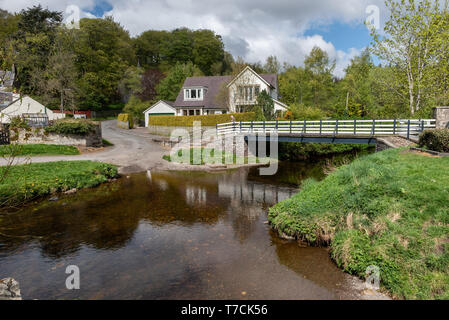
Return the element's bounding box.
[0,0,386,76]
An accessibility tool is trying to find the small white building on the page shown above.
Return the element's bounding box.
[0,95,65,124]
[143,100,177,127]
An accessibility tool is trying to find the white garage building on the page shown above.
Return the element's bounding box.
[143,100,176,127]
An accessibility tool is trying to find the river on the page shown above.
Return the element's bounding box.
[0,155,371,300]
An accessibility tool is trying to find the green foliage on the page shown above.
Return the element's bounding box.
[269,148,449,299]
[45,119,98,136]
[0,161,118,207]
[8,116,30,130]
[288,104,328,120]
[148,112,255,127]
[123,95,150,122]
[0,144,80,156]
[256,90,275,120]
[156,62,203,101]
[279,142,373,161]
[419,129,449,152]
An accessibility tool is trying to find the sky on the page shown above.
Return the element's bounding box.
[0,0,388,77]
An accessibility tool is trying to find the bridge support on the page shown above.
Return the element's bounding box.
[433,107,449,129]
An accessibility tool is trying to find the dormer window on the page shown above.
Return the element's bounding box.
[184,88,205,101]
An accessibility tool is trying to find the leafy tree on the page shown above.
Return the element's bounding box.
[278,66,307,105]
[256,90,275,120]
[192,29,225,75]
[138,69,165,102]
[160,28,194,67]
[156,62,203,101]
[134,30,169,69]
[264,55,281,74]
[370,0,449,115]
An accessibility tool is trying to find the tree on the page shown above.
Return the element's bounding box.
[138,69,165,102]
[304,46,335,110]
[156,62,203,101]
[192,29,225,75]
[370,0,449,115]
[278,66,307,105]
[264,55,281,74]
[134,30,169,69]
[256,90,275,120]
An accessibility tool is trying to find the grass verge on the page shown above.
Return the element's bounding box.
[269,148,449,299]
[0,144,80,156]
[0,161,118,207]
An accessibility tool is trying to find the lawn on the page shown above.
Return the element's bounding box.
[269,148,449,299]
[0,161,118,207]
[163,148,263,165]
[0,144,80,156]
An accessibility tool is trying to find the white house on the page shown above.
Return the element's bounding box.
[0,95,65,124]
[143,100,176,127]
[143,66,288,125]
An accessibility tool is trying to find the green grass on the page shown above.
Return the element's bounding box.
[163,148,263,165]
[0,144,80,156]
[102,139,114,147]
[0,161,118,207]
[269,148,449,299]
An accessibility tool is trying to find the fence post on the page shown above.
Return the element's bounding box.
[251,121,254,133]
[393,119,397,135]
[335,120,339,136]
[320,120,322,136]
[233,121,236,133]
[421,119,425,133]
[290,120,292,134]
[216,123,218,136]
[407,120,411,139]
[303,121,307,135]
[354,119,357,135]
[372,119,376,136]
[276,120,279,132]
[263,121,265,133]
[240,121,242,133]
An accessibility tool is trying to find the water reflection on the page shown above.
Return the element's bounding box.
[0,157,366,300]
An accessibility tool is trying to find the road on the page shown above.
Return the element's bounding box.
[1,121,170,174]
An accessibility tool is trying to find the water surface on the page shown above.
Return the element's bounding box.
[0,158,366,300]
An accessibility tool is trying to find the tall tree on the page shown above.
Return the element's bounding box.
[192,29,225,75]
[264,55,281,74]
[370,0,449,115]
[156,62,203,101]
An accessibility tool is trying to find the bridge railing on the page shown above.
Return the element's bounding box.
[217,119,436,139]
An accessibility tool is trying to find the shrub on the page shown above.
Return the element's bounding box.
[117,113,134,129]
[148,112,256,127]
[45,119,98,136]
[419,129,449,153]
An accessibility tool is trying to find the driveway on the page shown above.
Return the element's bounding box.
[1,121,171,174]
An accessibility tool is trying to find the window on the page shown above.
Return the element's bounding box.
[184,88,204,101]
[238,86,260,102]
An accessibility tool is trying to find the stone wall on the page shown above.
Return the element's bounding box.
[433,107,449,129]
[147,125,216,137]
[12,124,102,147]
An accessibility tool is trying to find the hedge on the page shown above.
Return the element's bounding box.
[419,129,449,153]
[45,119,98,136]
[148,112,256,127]
[117,113,133,129]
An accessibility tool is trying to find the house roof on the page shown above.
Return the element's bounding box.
[143,100,176,114]
[174,69,278,109]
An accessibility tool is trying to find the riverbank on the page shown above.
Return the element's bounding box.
[269,148,449,299]
[0,161,118,208]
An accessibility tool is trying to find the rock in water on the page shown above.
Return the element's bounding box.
[0,278,22,300]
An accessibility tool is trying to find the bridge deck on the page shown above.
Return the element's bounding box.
[217,119,436,143]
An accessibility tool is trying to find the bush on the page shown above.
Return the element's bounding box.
[45,119,98,136]
[419,129,449,153]
[148,112,256,127]
[117,113,134,129]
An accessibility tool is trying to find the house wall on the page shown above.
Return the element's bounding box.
[0,96,65,123]
[144,101,176,127]
[228,69,277,113]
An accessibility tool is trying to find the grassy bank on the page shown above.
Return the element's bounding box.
[0,144,80,156]
[0,161,118,207]
[163,148,262,165]
[269,148,449,299]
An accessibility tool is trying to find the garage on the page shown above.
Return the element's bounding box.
[143,100,176,127]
